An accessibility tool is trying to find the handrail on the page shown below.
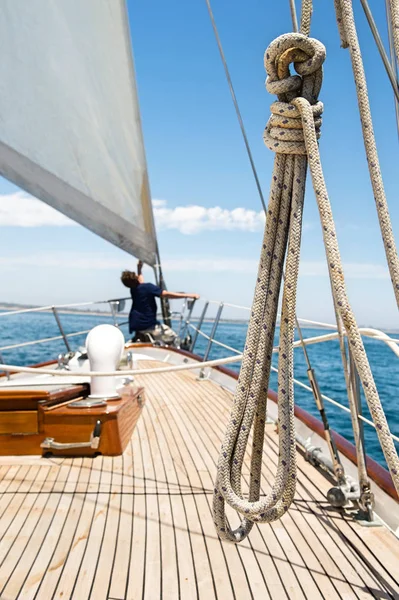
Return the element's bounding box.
[188,322,399,357]
[1,297,398,356]
[0,329,92,352]
[187,323,399,444]
[0,298,131,317]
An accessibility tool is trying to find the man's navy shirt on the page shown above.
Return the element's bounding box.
[129,283,162,333]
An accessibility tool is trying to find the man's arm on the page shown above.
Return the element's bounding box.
[161,291,200,300]
[137,260,144,284]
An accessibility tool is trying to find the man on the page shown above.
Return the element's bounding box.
[121,260,199,344]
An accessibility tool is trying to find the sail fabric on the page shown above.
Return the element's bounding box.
[0,0,157,265]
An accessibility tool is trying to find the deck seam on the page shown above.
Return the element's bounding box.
[148,375,236,599]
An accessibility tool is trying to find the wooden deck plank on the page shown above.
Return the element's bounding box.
[148,378,239,599]
[40,464,60,493]
[121,439,134,494]
[131,418,145,495]
[0,493,50,595]
[0,360,398,599]
[125,494,146,600]
[33,494,87,600]
[158,493,180,600]
[99,456,113,494]
[75,456,93,494]
[164,375,270,599]
[5,493,69,600]
[180,376,320,599]
[194,373,396,599]
[264,431,399,597]
[143,494,162,600]
[0,493,39,565]
[89,491,122,600]
[111,453,123,493]
[52,459,73,494]
[174,366,399,597]
[71,492,110,599]
[51,491,97,599]
[144,378,213,599]
[0,465,19,494]
[87,455,102,493]
[108,492,133,600]
[157,373,283,599]
[6,465,31,494]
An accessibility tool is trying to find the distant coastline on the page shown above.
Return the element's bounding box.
[0,302,119,318]
[0,302,397,332]
[0,301,249,324]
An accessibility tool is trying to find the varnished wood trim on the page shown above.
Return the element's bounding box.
[0,384,89,410]
[0,410,38,434]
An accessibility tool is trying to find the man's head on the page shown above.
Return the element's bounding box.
[121,270,140,289]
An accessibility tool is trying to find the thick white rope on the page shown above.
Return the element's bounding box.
[300,0,313,36]
[388,0,399,67]
[212,34,326,543]
[0,354,243,377]
[296,95,399,498]
[188,321,399,356]
[334,0,399,309]
[212,30,399,544]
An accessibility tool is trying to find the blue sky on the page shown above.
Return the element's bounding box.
[0,0,398,328]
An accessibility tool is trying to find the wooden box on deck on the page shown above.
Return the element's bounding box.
[0,384,144,456]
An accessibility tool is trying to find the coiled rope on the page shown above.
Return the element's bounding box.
[213,33,325,543]
[213,31,399,544]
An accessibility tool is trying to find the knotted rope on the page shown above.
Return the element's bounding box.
[213,31,399,544]
[213,33,325,543]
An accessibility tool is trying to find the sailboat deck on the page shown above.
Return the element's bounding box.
[0,361,398,599]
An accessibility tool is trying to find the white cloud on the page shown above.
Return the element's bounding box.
[152,199,167,208]
[0,192,74,227]
[0,192,266,233]
[153,199,265,234]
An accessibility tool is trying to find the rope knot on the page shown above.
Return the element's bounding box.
[263,33,326,155]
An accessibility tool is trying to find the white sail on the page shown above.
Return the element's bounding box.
[0,0,157,265]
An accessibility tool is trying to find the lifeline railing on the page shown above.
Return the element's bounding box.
[186,300,399,447]
[0,299,129,358]
[0,296,398,449]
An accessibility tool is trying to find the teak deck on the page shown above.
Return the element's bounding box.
[0,361,398,599]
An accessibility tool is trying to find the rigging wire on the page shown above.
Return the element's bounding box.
[359,0,399,104]
[204,0,267,214]
[289,0,299,32]
[334,0,399,309]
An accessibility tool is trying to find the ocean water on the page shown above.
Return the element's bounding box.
[0,310,398,470]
